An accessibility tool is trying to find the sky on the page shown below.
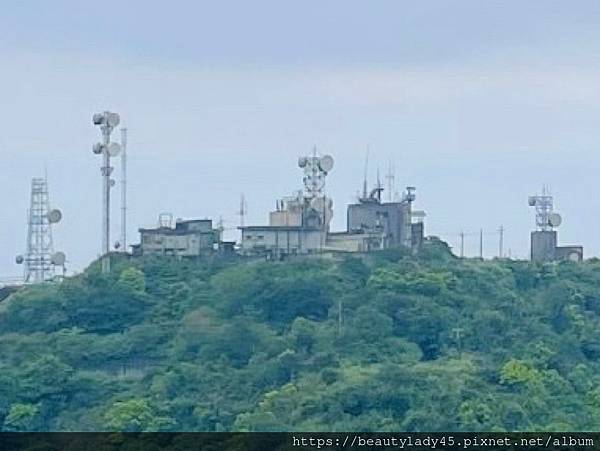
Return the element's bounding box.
[2,0,600,277]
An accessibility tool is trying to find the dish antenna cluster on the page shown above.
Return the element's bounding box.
[92,111,122,274]
[528,188,562,230]
[298,150,335,198]
[15,178,66,283]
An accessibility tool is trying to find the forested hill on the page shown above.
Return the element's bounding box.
[2,240,600,432]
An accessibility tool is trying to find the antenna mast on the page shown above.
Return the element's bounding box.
[362,146,370,200]
[386,159,395,203]
[92,111,122,274]
[120,127,127,253]
[16,177,66,283]
[239,194,247,227]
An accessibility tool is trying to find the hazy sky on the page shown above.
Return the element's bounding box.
[2,0,600,277]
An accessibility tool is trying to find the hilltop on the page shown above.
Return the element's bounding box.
[1,241,600,431]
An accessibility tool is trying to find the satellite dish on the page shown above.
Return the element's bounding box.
[107,112,120,127]
[319,155,334,172]
[47,209,62,224]
[92,113,105,125]
[50,251,66,266]
[298,157,308,168]
[92,143,103,154]
[548,212,562,227]
[15,255,24,264]
[108,142,121,157]
[568,251,581,262]
[114,241,121,250]
[110,179,116,187]
[528,196,537,206]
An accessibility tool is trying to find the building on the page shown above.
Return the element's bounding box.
[239,154,334,258]
[132,214,221,257]
[528,191,583,263]
[240,153,426,257]
[345,185,423,250]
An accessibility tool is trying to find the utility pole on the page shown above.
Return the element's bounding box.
[498,225,504,259]
[337,299,343,336]
[120,127,128,253]
[479,229,484,260]
[452,327,464,356]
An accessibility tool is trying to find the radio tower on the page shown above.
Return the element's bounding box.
[92,111,122,274]
[16,177,65,283]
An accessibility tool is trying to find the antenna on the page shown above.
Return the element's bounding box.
[120,127,128,253]
[92,111,121,274]
[16,177,66,283]
[499,225,504,258]
[386,158,395,203]
[479,229,484,259]
[362,146,370,200]
[299,149,333,198]
[238,194,247,227]
[528,187,558,231]
[217,216,225,241]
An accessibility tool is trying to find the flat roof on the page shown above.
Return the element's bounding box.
[239,226,321,231]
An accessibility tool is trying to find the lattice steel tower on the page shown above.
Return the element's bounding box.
[17,178,63,283]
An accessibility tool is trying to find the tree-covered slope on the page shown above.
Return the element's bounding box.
[2,240,600,431]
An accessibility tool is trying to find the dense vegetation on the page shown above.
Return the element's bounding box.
[2,240,600,431]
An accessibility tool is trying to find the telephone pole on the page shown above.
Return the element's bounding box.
[479,229,484,260]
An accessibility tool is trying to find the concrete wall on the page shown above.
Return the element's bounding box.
[241,228,325,255]
[555,246,584,262]
[347,201,411,248]
[325,233,383,252]
[269,210,302,227]
[531,231,557,262]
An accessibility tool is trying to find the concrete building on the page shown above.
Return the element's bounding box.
[132,215,221,257]
[344,185,424,250]
[528,191,583,263]
[239,193,331,257]
[240,153,335,258]
[240,154,426,257]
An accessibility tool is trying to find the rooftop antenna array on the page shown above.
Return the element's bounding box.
[15,177,66,283]
[92,111,121,274]
[528,187,561,231]
[298,147,335,198]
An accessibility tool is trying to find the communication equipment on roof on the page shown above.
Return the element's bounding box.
[47,209,62,224]
[318,155,334,172]
[50,251,66,266]
[548,212,562,228]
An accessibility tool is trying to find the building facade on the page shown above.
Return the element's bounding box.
[132,218,221,257]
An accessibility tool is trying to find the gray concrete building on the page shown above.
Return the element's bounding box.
[345,185,423,250]
[528,191,583,263]
[132,216,221,257]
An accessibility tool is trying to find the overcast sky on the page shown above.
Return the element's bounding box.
[2,0,600,277]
